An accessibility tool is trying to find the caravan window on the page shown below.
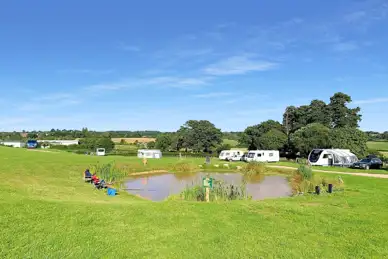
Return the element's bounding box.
[257,153,262,157]
[269,153,273,157]
[225,152,230,156]
[247,153,255,158]
[309,150,323,162]
[323,154,329,158]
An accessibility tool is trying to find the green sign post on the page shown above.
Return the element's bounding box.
[202,177,213,203]
[202,177,213,188]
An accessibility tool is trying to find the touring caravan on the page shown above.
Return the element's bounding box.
[96,148,106,156]
[219,150,245,161]
[308,149,358,167]
[245,150,280,163]
[138,149,162,159]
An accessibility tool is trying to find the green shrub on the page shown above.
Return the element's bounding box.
[178,180,250,202]
[242,162,267,176]
[297,165,313,180]
[171,161,198,173]
[91,162,128,188]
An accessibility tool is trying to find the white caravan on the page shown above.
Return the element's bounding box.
[219,150,245,161]
[138,149,162,159]
[96,148,106,156]
[308,149,358,167]
[246,150,280,163]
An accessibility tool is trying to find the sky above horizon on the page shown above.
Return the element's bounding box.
[1,0,388,132]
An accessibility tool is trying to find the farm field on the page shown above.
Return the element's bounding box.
[367,141,388,151]
[111,137,156,144]
[2,147,388,258]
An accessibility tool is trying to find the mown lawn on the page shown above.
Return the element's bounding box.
[1,147,388,258]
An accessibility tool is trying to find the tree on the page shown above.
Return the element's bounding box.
[120,139,126,145]
[79,137,115,152]
[290,123,331,156]
[240,120,284,150]
[177,120,222,152]
[216,143,232,154]
[147,141,156,149]
[308,100,331,127]
[329,92,361,128]
[155,134,174,151]
[330,127,368,158]
[258,129,288,150]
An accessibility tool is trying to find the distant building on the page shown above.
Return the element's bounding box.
[37,140,79,146]
[0,141,26,148]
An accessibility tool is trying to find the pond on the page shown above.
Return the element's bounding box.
[124,172,292,201]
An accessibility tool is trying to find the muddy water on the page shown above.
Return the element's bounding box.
[124,173,292,201]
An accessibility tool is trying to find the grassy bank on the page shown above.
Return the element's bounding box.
[2,147,388,258]
[274,161,388,174]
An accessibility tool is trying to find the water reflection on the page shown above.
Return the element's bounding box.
[124,172,292,201]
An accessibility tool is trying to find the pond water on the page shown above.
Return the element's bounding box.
[124,173,292,201]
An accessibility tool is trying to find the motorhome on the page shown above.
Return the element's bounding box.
[245,150,280,163]
[308,149,358,167]
[137,149,162,159]
[219,150,245,161]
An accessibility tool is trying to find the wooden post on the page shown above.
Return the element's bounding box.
[205,187,210,202]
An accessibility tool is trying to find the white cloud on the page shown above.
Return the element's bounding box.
[203,56,278,76]
[332,42,359,52]
[118,42,140,52]
[193,92,232,98]
[354,98,388,105]
[146,76,211,88]
[17,93,80,111]
[57,69,114,75]
[344,11,366,22]
[280,17,304,27]
[86,76,211,92]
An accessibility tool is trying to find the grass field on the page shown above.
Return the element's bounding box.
[2,147,388,258]
[367,141,388,151]
[222,138,239,147]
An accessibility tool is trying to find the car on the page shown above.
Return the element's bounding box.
[240,153,248,162]
[352,158,383,170]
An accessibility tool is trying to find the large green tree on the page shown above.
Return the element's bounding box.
[290,123,331,156]
[330,127,368,158]
[155,134,174,151]
[240,120,285,150]
[258,129,288,150]
[283,92,361,134]
[177,120,222,152]
[328,92,361,128]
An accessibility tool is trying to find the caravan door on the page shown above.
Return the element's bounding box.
[321,153,331,166]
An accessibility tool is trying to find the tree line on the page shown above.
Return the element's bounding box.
[1,92,385,158]
[0,128,162,140]
[153,92,372,158]
[239,92,367,157]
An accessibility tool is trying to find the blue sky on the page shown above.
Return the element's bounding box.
[1,0,387,132]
